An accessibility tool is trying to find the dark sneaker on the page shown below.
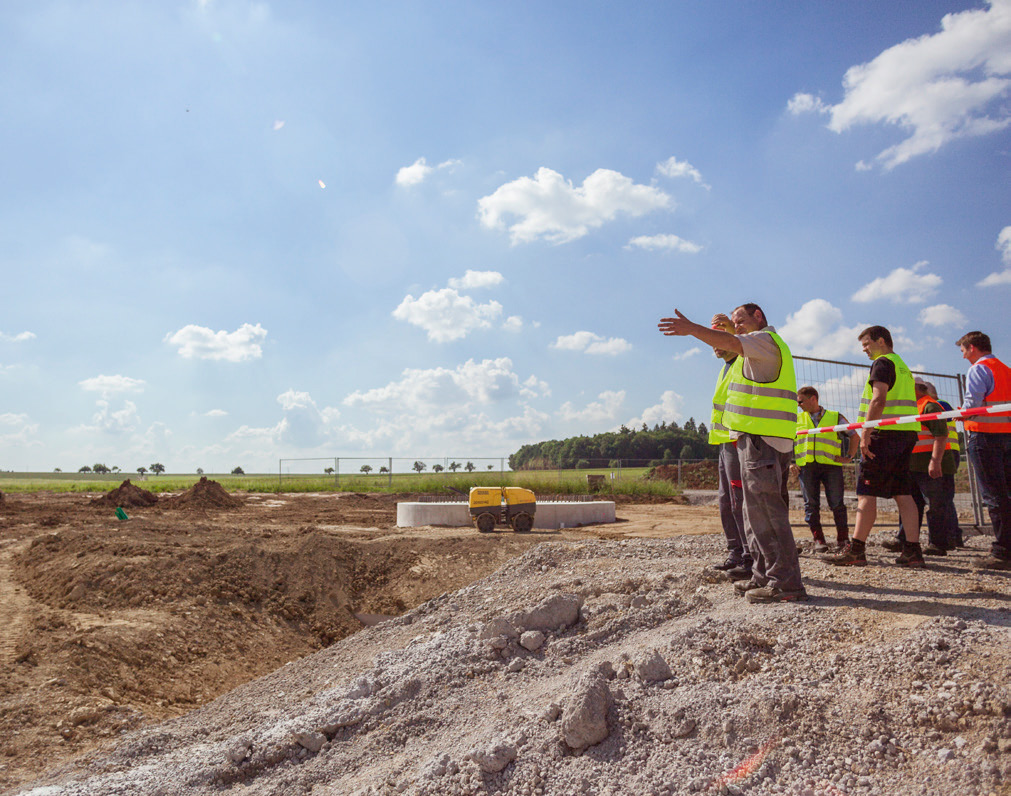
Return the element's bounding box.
[713,556,744,571]
[974,555,1011,571]
[812,539,830,554]
[733,578,762,595]
[726,565,754,582]
[746,586,809,604]
[895,543,925,568]
[821,540,867,566]
[880,538,904,553]
[922,545,948,557]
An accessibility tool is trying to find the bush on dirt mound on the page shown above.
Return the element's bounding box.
[645,461,719,490]
[91,479,158,508]
[165,477,243,509]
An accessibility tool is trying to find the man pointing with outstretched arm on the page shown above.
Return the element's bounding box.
[659,304,806,603]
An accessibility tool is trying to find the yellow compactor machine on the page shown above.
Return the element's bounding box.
[468,486,536,533]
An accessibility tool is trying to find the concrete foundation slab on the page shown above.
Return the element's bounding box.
[396,501,616,530]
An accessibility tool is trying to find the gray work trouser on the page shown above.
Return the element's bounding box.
[717,442,749,563]
[737,433,804,592]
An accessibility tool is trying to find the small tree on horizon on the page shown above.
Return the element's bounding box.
[78,465,92,473]
[465,461,476,472]
[379,465,389,474]
[448,461,461,473]
[412,461,426,474]
[137,466,147,476]
[360,464,373,475]
[150,463,165,475]
[231,466,245,475]
[196,467,204,475]
[432,464,444,474]
[324,467,334,475]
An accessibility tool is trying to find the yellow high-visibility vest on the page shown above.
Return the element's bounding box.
[795,410,843,466]
[857,352,919,432]
[724,331,798,439]
[708,359,735,445]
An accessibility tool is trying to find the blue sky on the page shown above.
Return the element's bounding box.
[2,0,1010,474]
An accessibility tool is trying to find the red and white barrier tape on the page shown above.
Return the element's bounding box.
[796,402,1011,436]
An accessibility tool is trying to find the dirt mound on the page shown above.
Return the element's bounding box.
[165,477,243,509]
[646,461,719,489]
[90,480,158,508]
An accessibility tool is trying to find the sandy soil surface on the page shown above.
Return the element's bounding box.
[2,488,1007,796]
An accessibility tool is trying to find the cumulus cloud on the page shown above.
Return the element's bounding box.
[345,358,523,410]
[551,331,632,356]
[626,390,686,429]
[0,412,40,447]
[395,157,461,187]
[779,299,867,359]
[851,261,942,304]
[787,93,829,115]
[0,331,35,343]
[447,270,504,290]
[502,315,523,333]
[79,374,146,398]
[88,399,141,434]
[788,0,1011,169]
[977,224,1011,286]
[204,409,229,417]
[477,167,671,245]
[520,375,550,399]
[655,156,710,189]
[558,390,626,425]
[165,323,267,361]
[625,234,703,254]
[392,288,503,342]
[672,347,702,361]
[918,303,968,327]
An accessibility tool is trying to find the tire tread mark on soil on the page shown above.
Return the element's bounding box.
[0,540,34,667]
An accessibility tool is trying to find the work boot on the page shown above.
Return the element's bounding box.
[895,542,925,568]
[811,532,829,555]
[733,578,762,595]
[835,535,850,552]
[746,585,809,604]
[821,539,867,566]
[974,555,1011,571]
[713,555,743,571]
[922,545,948,557]
[880,537,904,553]
[726,565,754,582]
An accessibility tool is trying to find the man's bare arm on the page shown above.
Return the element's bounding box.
[658,310,744,356]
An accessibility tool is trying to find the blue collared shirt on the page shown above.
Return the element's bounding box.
[965,354,997,408]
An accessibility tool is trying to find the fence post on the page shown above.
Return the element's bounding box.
[388,457,393,488]
[333,457,338,486]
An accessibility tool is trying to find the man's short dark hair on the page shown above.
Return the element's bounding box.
[797,385,819,400]
[956,331,992,353]
[734,303,767,326]
[858,325,892,348]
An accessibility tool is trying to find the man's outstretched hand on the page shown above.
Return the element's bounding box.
[658,309,696,336]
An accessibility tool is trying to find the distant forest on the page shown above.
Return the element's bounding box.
[508,418,716,470]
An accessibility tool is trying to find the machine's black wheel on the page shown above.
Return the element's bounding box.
[476,513,496,533]
[511,512,534,533]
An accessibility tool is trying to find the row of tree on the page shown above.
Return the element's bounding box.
[62,464,247,476]
[508,419,715,470]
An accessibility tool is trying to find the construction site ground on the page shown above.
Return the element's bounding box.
[0,488,999,794]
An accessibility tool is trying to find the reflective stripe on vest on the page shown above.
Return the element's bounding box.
[795,410,842,465]
[708,359,735,445]
[857,352,919,432]
[723,331,798,439]
[964,357,1011,434]
[937,400,961,453]
[913,395,951,455]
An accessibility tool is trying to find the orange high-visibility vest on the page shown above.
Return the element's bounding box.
[913,395,950,455]
[964,357,1011,434]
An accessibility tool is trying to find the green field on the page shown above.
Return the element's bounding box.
[0,467,683,498]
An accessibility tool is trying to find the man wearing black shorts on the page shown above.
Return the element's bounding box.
[822,326,924,567]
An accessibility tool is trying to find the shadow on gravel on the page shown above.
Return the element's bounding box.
[805,577,1011,628]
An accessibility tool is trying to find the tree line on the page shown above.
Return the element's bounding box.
[508,419,715,470]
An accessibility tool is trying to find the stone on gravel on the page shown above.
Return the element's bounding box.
[520,630,546,651]
[560,665,613,751]
[512,593,582,632]
[634,649,672,683]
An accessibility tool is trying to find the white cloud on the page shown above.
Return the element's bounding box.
[477,167,671,245]
[165,323,267,361]
[626,390,685,429]
[558,390,626,424]
[520,375,550,399]
[918,303,967,327]
[502,315,523,333]
[0,413,40,447]
[344,358,523,410]
[787,93,829,115]
[551,331,632,356]
[204,409,228,417]
[977,224,1011,286]
[447,270,504,290]
[626,234,703,254]
[79,374,146,397]
[791,0,1011,169]
[672,347,702,361]
[851,261,942,304]
[88,399,141,434]
[275,389,340,448]
[0,331,35,343]
[655,156,710,189]
[779,299,867,358]
[395,156,461,187]
[392,288,503,342]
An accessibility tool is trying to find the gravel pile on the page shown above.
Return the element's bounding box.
[15,535,1011,796]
